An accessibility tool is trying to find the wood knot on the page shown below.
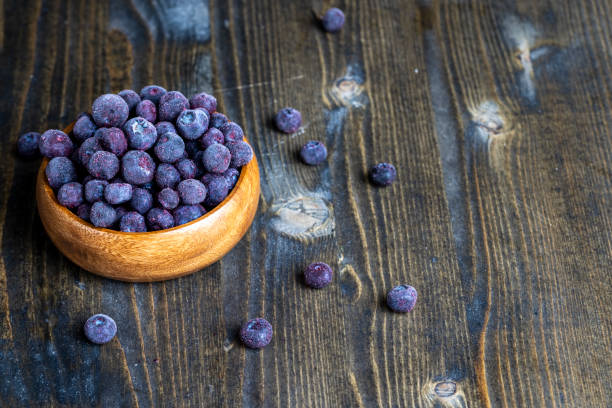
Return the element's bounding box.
[423,379,464,407]
[471,101,504,135]
[328,64,366,108]
[434,381,457,398]
[270,196,334,239]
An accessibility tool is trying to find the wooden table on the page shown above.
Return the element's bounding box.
[1,0,611,406]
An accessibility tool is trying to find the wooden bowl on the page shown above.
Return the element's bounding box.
[36,123,260,282]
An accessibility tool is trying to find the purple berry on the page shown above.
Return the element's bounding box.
[120,211,147,232]
[157,188,180,210]
[90,201,117,228]
[386,284,417,313]
[84,179,108,203]
[369,162,397,186]
[115,205,129,222]
[73,114,97,142]
[118,89,141,113]
[78,137,103,166]
[97,127,128,157]
[220,122,244,143]
[140,85,167,104]
[130,187,153,214]
[176,109,209,140]
[45,157,77,189]
[202,144,231,174]
[189,92,217,113]
[177,179,207,205]
[135,99,157,123]
[155,121,176,136]
[154,132,185,163]
[86,150,120,180]
[275,107,301,134]
[104,182,133,205]
[227,141,253,168]
[300,140,327,166]
[123,117,157,151]
[155,163,180,189]
[173,204,205,226]
[200,128,224,149]
[223,168,240,189]
[240,318,272,349]
[202,175,229,208]
[39,129,74,158]
[57,182,83,209]
[322,8,345,32]
[121,150,155,185]
[210,112,228,129]
[76,203,91,221]
[17,132,41,157]
[84,314,117,344]
[176,158,198,180]
[146,207,175,231]
[304,262,333,288]
[92,94,129,128]
[158,91,189,122]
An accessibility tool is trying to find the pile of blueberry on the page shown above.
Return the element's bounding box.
[19,85,253,232]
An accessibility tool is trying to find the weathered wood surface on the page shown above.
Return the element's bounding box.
[0,0,611,406]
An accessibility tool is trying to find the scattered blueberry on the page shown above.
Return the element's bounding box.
[240,318,273,349]
[73,114,97,142]
[97,127,128,157]
[140,85,167,104]
[45,157,77,189]
[39,129,74,158]
[135,99,157,123]
[90,201,117,228]
[86,150,120,180]
[158,91,189,122]
[91,94,129,128]
[200,127,224,149]
[177,179,207,205]
[155,163,180,189]
[78,137,103,166]
[84,314,117,344]
[173,204,205,226]
[369,162,397,186]
[202,143,231,174]
[227,141,253,168]
[176,109,209,140]
[299,140,327,165]
[155,121,176,137]
[146,207,175,231]
[223,168,240,189]
[322,8,345,32]
[189,92,217,114]
[130,187,153,214]
[17,132,41,157]
[123,117,157,150]
[104,182,133,205]
[57,182,83,209]
[275,107,301,134]
[210,112,228,129]
[76,203,91,221]
[386,285,417,313]
[84,179,108,203]
[304,262,333,288]
[118,89,141,113]
[154,132,185,163]
[220,122,244,143]
[121,150,155,185]
[120,211,147,232]
[175,158,197,179]
[157,188,180,210]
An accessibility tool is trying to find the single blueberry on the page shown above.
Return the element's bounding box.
[92,94,129,128]
[97,127,128,157]
[176,109,209,140]
[135,99,157,123]
[155,163,181,189]
[240,318,273,349]
[146,207,175,231]
[86,150,120,180]
[84,179,108,203]
[90,201,117,228]
[220,122,244,143]
[304,262,333,288]
[155,121,176,137]
[104,182,133,205]
[78,137,103,166]
[123,117,157,151]
[177,179,207,205]
[202,175,229,208]
[121,150,156,185]
[369,162,397,186]
[386,285,417,313]
[189,92,217,113]
[200,128,224,149]
[322,8,345,32]
[130,187,153,214]
[17,132,41,157]
[140,85,167,105]
[39,129,74,158]
[57,182,83,209]
[274,107,301,134]
[154,132,185,163]
[118,89,141,113]
[202,143,231,174]
[120,211,147,232]
[175,158,198,180]
[158,91,189,122]
[299,140,327,166]
[223,168,240,189]
[45,157,77,189]
[73,114,97,142]
[157,188,180,210]
[173,204,205,226]
[210,112,228,129]
[84,314,117,344]
[227,141,253,168]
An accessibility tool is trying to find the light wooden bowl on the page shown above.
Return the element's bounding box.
[36,123,260,282]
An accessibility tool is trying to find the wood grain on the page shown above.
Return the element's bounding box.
[0,0,611,406]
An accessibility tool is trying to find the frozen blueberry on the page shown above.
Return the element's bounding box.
[90,201,117,228]
[118,89,141,113]
[173,204,205,226]
[176,109,209,140]
[78,137,103,166]
[45,157,77,189]
[202,175,229,208]
[57,182,83,209]
[158,91,189,122]
[223,168,240,189]
[209,112,228,129]
[202,144,231,174]
[135,99,157,123]
[104,182,133,205]
[39,129,74,158]
[177,179,207,205]
[386,284,417,313]
[304,262,333,288]
[189,92,217,113]
[123,117,157,151]
[227,141,253,168]
[130,187,153,214]
[17,132,41,157]
[92,94,129,128]
[369,162,397,186]
[86,150,120,180]
[154,132,185,163]
[240,318,272,349]
[200,128,224,149]
[155,121,176,137]
[299,140,327,165]
[175,158,197,179]
[120,211,147,232]
[157,188,180,210]
[84,179,108,203]
[184,140,200,159]
[155,163,180,189]
[146,207,174,231]
[84,314,117,344]
[220,122,244,143]
[322,8,345,32]
[140,85,167,105]
[76,203,91,221]
[121,150,155,185]
[97,127,128,157]
[274,107,301,134]
[73,114,97,142]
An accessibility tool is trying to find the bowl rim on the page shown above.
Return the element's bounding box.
[39,121,256,236]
